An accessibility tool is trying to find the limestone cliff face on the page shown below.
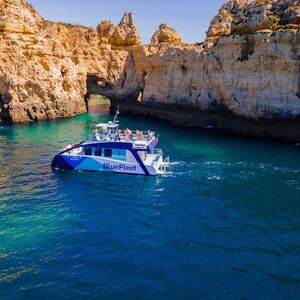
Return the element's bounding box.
[0,0,300,141]
[107,0,300,141]
[0,0,132,122]
[125,30,300,121]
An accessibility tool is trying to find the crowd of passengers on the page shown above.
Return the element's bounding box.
[93,128,155,142]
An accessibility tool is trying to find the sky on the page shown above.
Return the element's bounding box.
[28,0,225,44]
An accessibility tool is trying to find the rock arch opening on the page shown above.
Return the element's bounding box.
[87,94,111,115]
[85,74,113,115]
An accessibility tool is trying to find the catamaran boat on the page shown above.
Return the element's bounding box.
[51,112,169,176]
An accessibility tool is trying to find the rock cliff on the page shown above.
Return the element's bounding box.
[0,0,300,141]
[0,0,133,122]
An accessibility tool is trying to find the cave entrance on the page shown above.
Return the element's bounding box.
[87,94,111,115]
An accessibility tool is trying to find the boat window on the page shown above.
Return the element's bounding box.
[112,149,126,161]
[104,149,112,157]
[94,147,102,157]
[84,147,92,156]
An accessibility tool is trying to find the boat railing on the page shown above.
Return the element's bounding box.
[90,129,156,143]
[118,130,155,141]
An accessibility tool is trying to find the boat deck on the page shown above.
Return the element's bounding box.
[88,130,156,145]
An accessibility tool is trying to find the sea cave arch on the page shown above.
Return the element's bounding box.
[85,74,114,115]
[85,74,144,116]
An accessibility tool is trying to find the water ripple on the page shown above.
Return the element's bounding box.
[0,114,299,299]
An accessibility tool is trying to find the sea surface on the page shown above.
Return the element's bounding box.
[0,111,300,299]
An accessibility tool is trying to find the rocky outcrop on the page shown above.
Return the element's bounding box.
[115,29,300,141]
[0,0,42,34]
[97,12,141,47]
[0,0,300,141]
[207,0,300,39]
[96,21,116,44]
[151,24,182,45]
[0,0,131,122]
[111,0,300,141]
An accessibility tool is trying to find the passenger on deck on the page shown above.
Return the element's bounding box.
[94,129,100,141]
[147,130,155,140]
[115,130,121,141]
[125,128,132,135]
[105,132,110,141]
[98,127,105,140]
[146,130,152,140]
[125,128,132,141]
[136,130,144,140]
[136,130,140,140]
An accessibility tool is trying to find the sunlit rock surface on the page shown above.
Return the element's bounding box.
[151,23,182,45]
[0,0,300,141]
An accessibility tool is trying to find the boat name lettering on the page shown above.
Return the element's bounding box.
[103,163,137,172]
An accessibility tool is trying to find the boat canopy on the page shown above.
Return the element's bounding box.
[95,122,119,129]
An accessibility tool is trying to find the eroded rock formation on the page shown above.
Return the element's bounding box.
[0,0,300,141]
[97,12,141,47]
[151,23,182,45]
[207,0,300,38]
[0,0,132,122]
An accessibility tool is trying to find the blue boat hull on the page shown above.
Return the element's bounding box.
[52,154,157,176]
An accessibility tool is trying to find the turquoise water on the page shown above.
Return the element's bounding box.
[0,112,300,299]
